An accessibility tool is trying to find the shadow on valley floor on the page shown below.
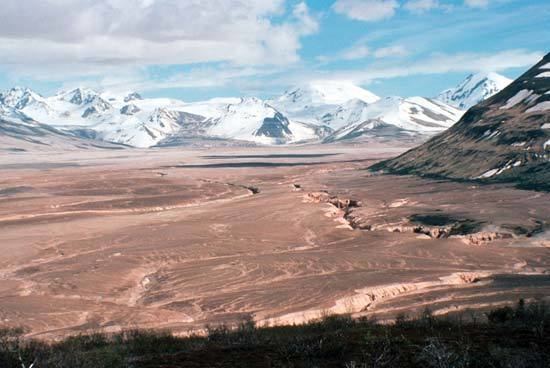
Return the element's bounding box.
[0,186,34,196]
[0,162,81,170]
[166,158,374,169]
[201,153,341,159]
[1,301,549,368]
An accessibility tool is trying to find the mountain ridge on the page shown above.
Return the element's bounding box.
[0,74,508,148]
[436,72,512,110]
[372,53,550,191]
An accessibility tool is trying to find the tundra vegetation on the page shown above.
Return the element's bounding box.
[1,300,548,368]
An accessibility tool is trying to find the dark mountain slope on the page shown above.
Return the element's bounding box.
[371,52,550,191]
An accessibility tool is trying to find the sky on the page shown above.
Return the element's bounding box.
[0,0,548,101]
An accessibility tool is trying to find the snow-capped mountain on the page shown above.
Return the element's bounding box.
[324,96,464,142]
[0,103,122,152]
[66,92,204,148]
[319,99,372,129]
[373,52,550,191]
[0,80,464,148]
[0,87,200,147]
[176,97,242,120]
[59,87,103,106]
[437,72,512,110]
[271,81,380,128]
[0,103,34,121]
[0,87,52,113]
[323,120,418,143]
[205,98,318,144]
[93,108,204,148]
[124,92,143,103]
[276,80,380,107]
[3,87,112,127]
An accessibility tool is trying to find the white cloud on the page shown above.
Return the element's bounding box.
[318,42,407,62]
[342,46,371,60]
[274,49,542,90]
[336,49,543,83]
[332,0,399,22]
[374,45,409,58]
[464,0,489,8]
[97,65,282,94]
[0,0,318,71]
[404,0,440,13]
[293,2,320,35]
[9,48,543,100]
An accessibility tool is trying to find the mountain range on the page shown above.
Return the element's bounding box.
[372,52,550,191]
[0,72,513,149]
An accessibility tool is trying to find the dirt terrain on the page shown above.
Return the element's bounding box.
[0,144,548,339]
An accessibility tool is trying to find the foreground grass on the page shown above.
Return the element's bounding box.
[1,300,549,367]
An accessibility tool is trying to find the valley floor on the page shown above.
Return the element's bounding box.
[0,143,548,340]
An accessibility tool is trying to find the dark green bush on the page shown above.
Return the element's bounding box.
[0,301,548,367]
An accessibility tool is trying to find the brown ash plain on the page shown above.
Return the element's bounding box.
[0,143,548,340]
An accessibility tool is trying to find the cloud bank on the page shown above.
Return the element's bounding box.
[0,0,317,68]
[332,0,400,22]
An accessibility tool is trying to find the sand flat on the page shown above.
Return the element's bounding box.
[0,144,548,339]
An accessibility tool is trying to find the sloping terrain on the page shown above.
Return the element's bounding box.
[324,97,463,143]
[202,98,320,144]
[270,80,381,129]
[372,53,550,191]
[0,146,548,340]
[0,106,123,152]
[0,74,509,148]
[0,87,198,148]
[437,72,512,110]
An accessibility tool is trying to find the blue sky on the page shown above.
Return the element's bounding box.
[0,0,547,101]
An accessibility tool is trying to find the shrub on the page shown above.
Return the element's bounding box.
[0,301,548,367]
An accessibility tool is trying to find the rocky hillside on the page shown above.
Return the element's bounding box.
[371,52,550,191]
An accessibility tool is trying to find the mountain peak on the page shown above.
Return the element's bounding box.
[58,87,101,105]
[0,86,44,110]
[279,80,380,107]
[437,72,512,110]
[374,54,550,190]
[463,71,512,90]
[124,92,143,103]
[238,97,264,105]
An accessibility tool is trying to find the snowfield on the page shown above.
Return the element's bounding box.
[500,89,534,110]
[205,98,316,144]
[0,74,507,148]
[437,72,512,110]
[526,101,550,114]
[334,96,462,132]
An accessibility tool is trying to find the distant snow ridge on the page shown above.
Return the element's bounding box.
[0,87,48,111]
[271,81,380,129]
[120,104,141,115]
[124,92,143,102]
[0,80,465,148]
[206,97,318,144]
[0,103,33,122]
[320,99,372,128]
[277,80,380,107]
[437,72,512,110]
[97,108,188,148]
[324,96,464,143]
[59,88,101,105]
